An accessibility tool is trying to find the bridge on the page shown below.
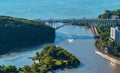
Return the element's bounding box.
[35,18,120,29]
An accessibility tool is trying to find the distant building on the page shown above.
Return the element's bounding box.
[33,59,40,64]
[110,26,120,42]
[111,15,119,19]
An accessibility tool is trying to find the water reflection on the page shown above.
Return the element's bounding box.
[79,62,85,68]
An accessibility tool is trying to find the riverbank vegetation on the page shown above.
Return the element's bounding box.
[0,16,55,55]
[0,45,80,73]
[0,65,18,73]
[31,44,80,73]
[98,9,120,19]
[95,25,120,57]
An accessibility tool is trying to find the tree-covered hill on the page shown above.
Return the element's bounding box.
[98,9,120,19]
[0,16,55,55]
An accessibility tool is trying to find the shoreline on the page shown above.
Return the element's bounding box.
[91,25,120,64]
[95,50,120,64]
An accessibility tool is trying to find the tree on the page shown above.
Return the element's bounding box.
[31,64,40,72]
[23,65,31,72]
[35,52,40,57]
[5,65,17,73]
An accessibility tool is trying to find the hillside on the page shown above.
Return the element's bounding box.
[0,16,55,55]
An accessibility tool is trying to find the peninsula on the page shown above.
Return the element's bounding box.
[0,45,80,73]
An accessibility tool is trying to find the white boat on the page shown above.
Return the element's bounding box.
[68,36,74,43]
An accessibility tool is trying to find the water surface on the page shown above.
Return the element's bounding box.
[0,25,120,73]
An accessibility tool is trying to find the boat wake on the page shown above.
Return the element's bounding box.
[4,56,24,62]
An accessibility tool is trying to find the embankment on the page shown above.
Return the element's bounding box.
[91,25,120,64]
[95,50,120,64]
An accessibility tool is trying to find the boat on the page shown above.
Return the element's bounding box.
[68,36,74,43]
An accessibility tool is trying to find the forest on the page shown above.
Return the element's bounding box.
[0,16,55,55]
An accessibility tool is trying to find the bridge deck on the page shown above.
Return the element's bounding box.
[35,18,120,29]
[36,19,120,23]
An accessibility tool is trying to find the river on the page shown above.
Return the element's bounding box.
[0,0,120,73]
[0,25,120,73]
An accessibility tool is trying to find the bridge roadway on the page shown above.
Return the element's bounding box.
[35,18,120,29]
[36,18,120,24]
